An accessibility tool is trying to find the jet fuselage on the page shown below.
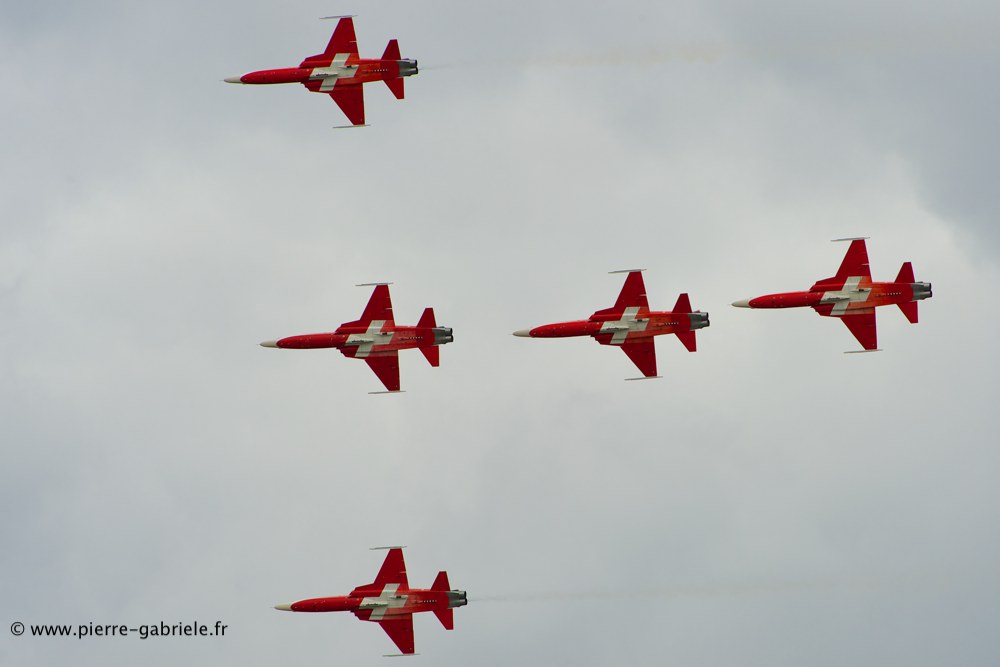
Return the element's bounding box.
[226,58,418,87]
[278,589,468,615]
[518,311,710,340]
[265,325,453,353]
[735,281,933,312]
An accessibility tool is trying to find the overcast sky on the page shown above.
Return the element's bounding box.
[3,1,999,665]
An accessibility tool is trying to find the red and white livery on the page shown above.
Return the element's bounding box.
[732,238,933,351]
[260,283,452,392]
[275,547,467,656]
[513,270,710,379]
[225,16,417,126]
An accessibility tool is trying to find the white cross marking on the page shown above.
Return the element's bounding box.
[312,53,359,91]
[346,320,394,357]
[822,276,871,315]
[599,307,649,345]
[361,584,408,621]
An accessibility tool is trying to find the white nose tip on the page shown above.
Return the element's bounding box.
[274,603,293,611]
[224,76,243,84]
[512,329,533,337]
[260,340,279,348]
[731,300,751,308]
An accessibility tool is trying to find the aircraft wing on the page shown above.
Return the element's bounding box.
[329,85,366,126]
[364,352,401,392]
[355,284,394,326]
[300,17,359,66]
[620,338,658,377]
[612,271,649,311]
[377,615,415,655]
[838,308,878,350]
[591,271,649,320]
[813,239,872,289]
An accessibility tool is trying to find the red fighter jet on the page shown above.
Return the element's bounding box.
[225,16,417,126]
[275,547,467,656]
[513,270,710,379]
[731,237,933,351]
[260,283,452,393]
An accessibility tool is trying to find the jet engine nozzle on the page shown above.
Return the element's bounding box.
[689,312,711,330]
[911,282,933,300]
[398,59,418,77]
[447,590,468,608]
[433,327,454,344]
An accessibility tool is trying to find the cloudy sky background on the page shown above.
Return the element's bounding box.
[3,1,999,664]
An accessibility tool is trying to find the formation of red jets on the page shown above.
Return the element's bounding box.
[230,17,933,657]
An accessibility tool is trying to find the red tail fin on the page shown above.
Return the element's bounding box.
[895,261,915,283]
[420,346,440,367]
[432,607,454,630]
[898,301,919,324]
[672,293,692,313]
[431,571,450,591]
[384,77,405,99]
[382,39,401,60]
[676,330,697,352]
[417,307,436,328]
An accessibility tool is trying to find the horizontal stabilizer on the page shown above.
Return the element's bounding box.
[432,607,454,631]
[417,307,436,328]
[382,39,401,61]
[431,571,450,591]
[385,77,405,100]
[898,300,919,324]
[895,261,915,283]
[675,330,697,352]
[672,292,692,313]
[420,345,440,367]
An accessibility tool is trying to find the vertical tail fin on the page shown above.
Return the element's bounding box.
[898,301,919,324]
[382,39,401,60]
[432,607,454,630]
[675,330,697,352]
[672,293,692,313]
[895,261,915,283]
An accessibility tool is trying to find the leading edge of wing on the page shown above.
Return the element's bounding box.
[364,352,401,392]
[619,338,658,378]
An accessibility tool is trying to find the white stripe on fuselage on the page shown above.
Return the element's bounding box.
[822,276,871,315]
[346,320,395,358]
[313,53,359,91]
[600,307,649,345]
[361,584,408,621]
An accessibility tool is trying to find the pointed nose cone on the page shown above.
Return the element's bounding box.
[224,76,244,84]
[512,329,533,337]
[274,603,293,611]
[731,299,752,308]
[260,340,279,348]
